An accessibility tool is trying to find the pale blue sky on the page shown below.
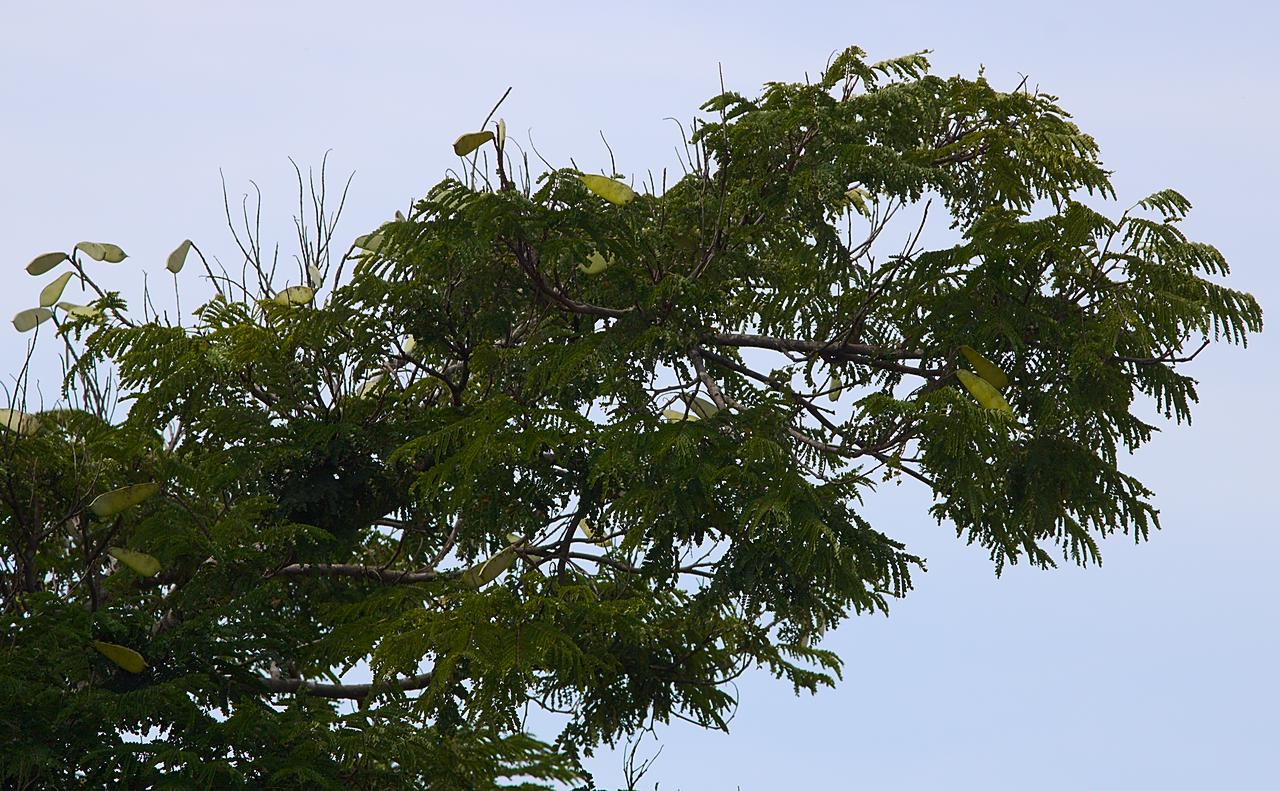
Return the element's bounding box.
[3,2,1277,788]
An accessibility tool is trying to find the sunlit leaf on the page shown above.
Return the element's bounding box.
[0,409,40,435]
[959,345,1010,390]
[453,131,494,157]
[272,286,315,306]
[166,240,192,273]
[12,308,53,333]
[88,482,161,518]
[39,272,75,308]
[25,252,68,276]
[92,641,147,673]
[579,174,636,206]
[956,370,1012,414]
[106,546,162,577]
[75,242,127,263]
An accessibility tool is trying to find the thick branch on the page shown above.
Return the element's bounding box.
[259,671,434,700]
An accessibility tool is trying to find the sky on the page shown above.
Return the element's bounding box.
[3,1,1278,788]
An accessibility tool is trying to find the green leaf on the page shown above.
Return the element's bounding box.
[75,242,127,263]
[38,272,75,308]
[88,482,161,518]
[577,251,614,275]
[959,345,1010,390]
[25,252,68,276]
[106,546,162,577]
[579,174,636,206]
[0,409,41,435]
[453,131,494,157]
[57,302,102,319]
[956,370,1013,414]
[272,286,315,306]
[166,240,192,273]
[12,308,53,333]
[92,641,147,673]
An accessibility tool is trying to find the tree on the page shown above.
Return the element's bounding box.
[0,45,1262,788]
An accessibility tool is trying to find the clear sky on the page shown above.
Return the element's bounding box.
[3,2,1277,788]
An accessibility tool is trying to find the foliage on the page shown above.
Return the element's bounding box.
[0,45,1261,788]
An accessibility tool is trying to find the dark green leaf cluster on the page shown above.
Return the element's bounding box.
[1,44,1260,787]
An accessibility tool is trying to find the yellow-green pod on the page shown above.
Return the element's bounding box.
[88,482,161,518]
[453,131,494,156]
[272,286,315,306]
[956,370,1013,414]
[959,345,1010,390]
[0,409,41,435]
[92,640,147,673]
[579,174,636,206]
[107,547,162,577]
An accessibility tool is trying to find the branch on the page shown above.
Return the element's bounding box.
[268,563,443,584]
[702,333,937,377]
[1114,339,1209,366]
[259,671,433,700]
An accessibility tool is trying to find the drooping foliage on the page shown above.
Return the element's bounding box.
[0,45,1261,788]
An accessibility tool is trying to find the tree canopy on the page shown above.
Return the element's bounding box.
[0,45,1262,788]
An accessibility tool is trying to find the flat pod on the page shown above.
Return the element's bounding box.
[106,546,162,577]
[92,640,147,673]
[0,409,41,435]
[57,302,102,319]
[26,252,68,276]
[662,408,698,422]
[578,174,636,206]
[682,395,720,419]
[12,308,53,333]
[88,482,161,518]
[577,251,614,275]
[955,370,1012,414]
[958,345,1010,390]
[75,242,128,263]
[166,240,193,273]
[453,131,494,157]
[39,271,75,307]
[460,545,518,588]
[272,286,315,306]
